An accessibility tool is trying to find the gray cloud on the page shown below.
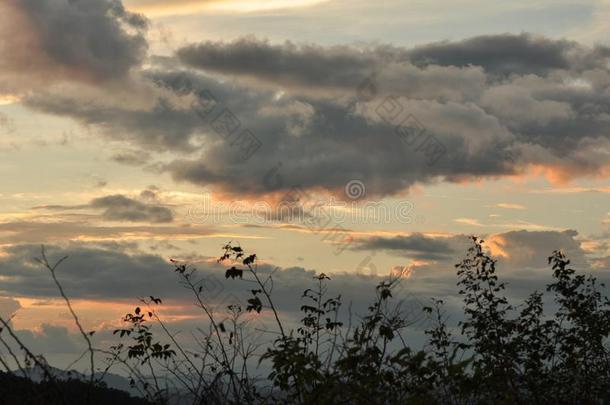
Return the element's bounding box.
[488,229,589,269]
[25,92,204,152]
[351,233,460,261]
[0,297,21,319]
[0,112,16,133]
[90,194,174,223]
[14,32,610,197]
[151,70,514,196]
[176,38,487,101]
[406,33,610,76]
[350,229,598,273]
[34,192,174,223]
[110,150,151,166]
[176,34,610,90]
[0,243,180,300]
[176,38,384,92]
[16,324,80,354]
[0,243,414,315]
[0,0,148,90]
[35,193,174,223]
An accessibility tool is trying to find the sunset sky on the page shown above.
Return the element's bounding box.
[0,0,609,367]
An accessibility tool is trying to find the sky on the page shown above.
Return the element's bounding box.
[0,0,609,368]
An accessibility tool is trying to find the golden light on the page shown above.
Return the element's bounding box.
[0,94,20,105]
[125,0,330,16]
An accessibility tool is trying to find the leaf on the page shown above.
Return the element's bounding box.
[246,296,263,313]
[225,266,244,279]
[379,324,394,340]
[149,295,162,304]
[243,254,257,265]
[300,305,320,314]
[380,288,392,300]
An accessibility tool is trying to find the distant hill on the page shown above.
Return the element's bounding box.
[0,371,151,404]
[26,365,140,397]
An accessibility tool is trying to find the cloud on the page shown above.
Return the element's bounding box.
[0,218,218,245]
[0,112,16,133]
[0,0,148,94]
[486,229,588,269]
[35,193,174,223]
[16,324,80,354]
[350,233,460,261]
[0,297,22,319]
[8,28,610,198]
[349,229,598,274]
[454,218,484,227]
[0,242,418,317]
[176,38,385,94]
[0,243,180,300]
[90,194,174,223]
[406,33,610,76]
[175,34,610,94]
[0,230,604,315]
[493,203,526,210]
[124,0,329,15]
[110,150,152,166]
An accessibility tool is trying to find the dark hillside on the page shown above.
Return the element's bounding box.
[0,371,151,405]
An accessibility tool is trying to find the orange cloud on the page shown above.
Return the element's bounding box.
[484,234,510,259]
[525,164,610,186]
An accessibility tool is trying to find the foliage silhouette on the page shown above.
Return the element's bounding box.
[0,237,608,404]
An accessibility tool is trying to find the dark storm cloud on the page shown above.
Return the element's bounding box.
[351,233,459,261]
